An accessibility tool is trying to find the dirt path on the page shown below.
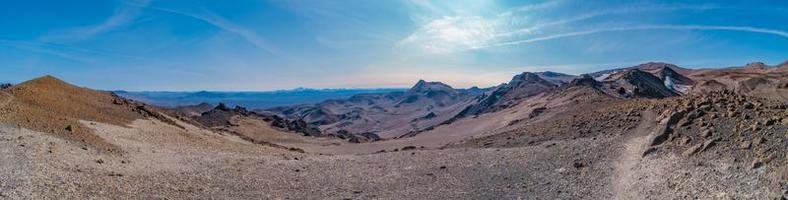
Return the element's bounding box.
[613,110,656,200]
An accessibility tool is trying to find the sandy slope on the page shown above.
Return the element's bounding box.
[1,101,783,199]
[0,121,622,199]
[0,91,11,108]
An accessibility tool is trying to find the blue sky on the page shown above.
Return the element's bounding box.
[1,0,787,91]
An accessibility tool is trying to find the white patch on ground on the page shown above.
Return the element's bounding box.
[663,77,692,94]
[594,73,614,81]
[673,84,693,94]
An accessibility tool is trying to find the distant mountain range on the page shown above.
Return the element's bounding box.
[261,61,788,140]
[114,88,407,109]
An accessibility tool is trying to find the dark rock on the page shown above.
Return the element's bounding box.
[573,162,585,169]
[401,146,417,151]
[750,159,763,169]
[743,102,754,109]
[529,107,547,119]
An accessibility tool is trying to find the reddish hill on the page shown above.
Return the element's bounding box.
[0,76,170,152]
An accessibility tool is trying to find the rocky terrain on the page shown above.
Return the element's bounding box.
[0,61,786,199]
[266,80,485,139]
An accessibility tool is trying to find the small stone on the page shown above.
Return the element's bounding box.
[739,141,751,149]
[96,159,104,164]
[750,160,763,169]
[573,162,585,169]
[701,129,713,138]
[744,102,754,109]
[683,138,719,157]
[679,137,691,145]
[753,137,765,145]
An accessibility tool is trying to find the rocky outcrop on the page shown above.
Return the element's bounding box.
[601,69,678,98]
[459,72,558,116]
[266,80,478,140]
[266,114,322,136]
[194,103,253,127]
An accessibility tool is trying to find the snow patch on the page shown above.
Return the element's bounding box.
[664,77,692,94]
[594,73,613,81]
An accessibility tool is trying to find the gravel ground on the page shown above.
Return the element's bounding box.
[0,102,784,199]
[0,120,624,199]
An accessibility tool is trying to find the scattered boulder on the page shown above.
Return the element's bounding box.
[750,159,763,169]
[401,146,418,151]
[739,141,751,149]
[753,137,765,146]
[651,110,685,146]
[683,138,719,157]
[679,137,691,145]
[701,129,713,138]
[529,107,547,119]
[573,162,586,169]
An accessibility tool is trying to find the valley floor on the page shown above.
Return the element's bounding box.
[1,108,782,199]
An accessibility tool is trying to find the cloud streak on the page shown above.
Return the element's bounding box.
[0,39,152,63]
[478,25,788,49]
[40,0,152,42]
[493,3,720,38]
[398,3,788,54]
[150,7,281,55]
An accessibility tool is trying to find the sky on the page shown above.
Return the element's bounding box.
[0,0,787,91]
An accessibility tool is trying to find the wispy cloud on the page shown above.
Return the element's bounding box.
[40,0,152,42]
[0,39,151,63]
[396,0,544,54]
[396,16,500,54]
[0,39,152,63]
[396,2,785,54]
[492,3,719,38]
[150,7,281,56]
[496,0,563,17]
[479,25,788,49]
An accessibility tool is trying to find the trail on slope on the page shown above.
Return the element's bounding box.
[613,110,656,200]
